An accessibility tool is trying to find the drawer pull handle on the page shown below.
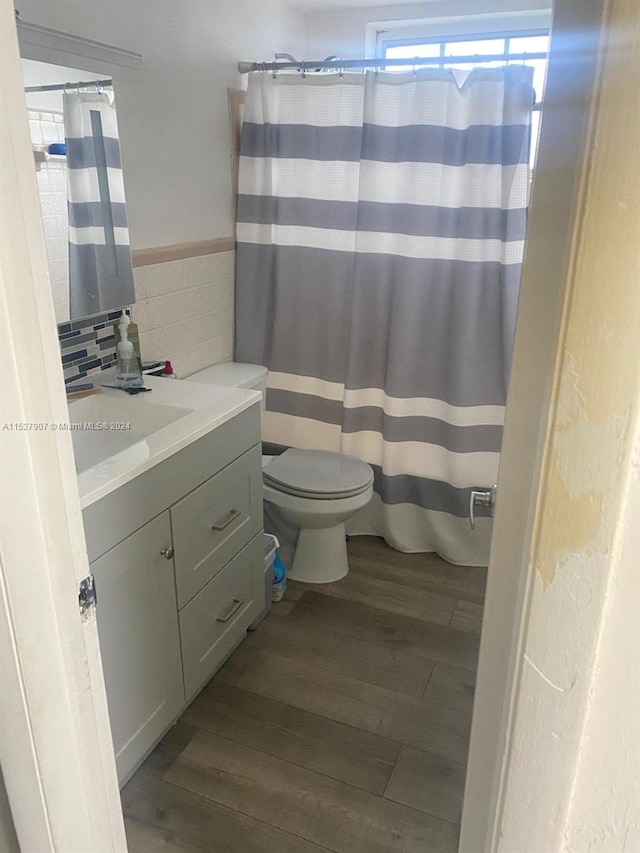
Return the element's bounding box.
[216,598,243,623]
[211,508,241,531]
[160,546,174,560]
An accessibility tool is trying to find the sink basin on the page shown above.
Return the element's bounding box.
[68,393,192,473]
[68,375,262,509]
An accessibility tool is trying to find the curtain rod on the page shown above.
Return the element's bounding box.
[24,79,113,93]
[238,52,547,74]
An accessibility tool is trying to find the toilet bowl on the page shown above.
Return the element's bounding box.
[263,448,373,583]
[187,363,374,583]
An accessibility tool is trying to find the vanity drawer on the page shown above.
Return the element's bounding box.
[82,405,260,564]
[171,443,262,607]
[179,532,263,700]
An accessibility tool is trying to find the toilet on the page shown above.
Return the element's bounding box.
[188,362,374,583]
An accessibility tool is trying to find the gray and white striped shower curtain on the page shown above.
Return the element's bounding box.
[236,67,533,565]
[63,92,134,319]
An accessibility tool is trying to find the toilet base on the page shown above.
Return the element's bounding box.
[288,523,349,584]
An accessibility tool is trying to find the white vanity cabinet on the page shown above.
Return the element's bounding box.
[82,404,263,784]
[91,512,184,781]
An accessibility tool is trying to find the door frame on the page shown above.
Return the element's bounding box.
[0,4,126,850]
[0,0,628,850]
[460,0,631,848]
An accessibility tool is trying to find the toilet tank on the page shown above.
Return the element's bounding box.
[187,362,268,411]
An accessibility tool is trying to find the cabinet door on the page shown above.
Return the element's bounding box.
[92,512,184,784]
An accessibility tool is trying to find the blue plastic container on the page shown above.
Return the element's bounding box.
[272,553,286,601]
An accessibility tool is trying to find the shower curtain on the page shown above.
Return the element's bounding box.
[235,66,533,565]
[63,91,133,319]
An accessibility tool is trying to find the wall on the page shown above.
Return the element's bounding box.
[562,419,639,850]
[15,0,306,249]
[16,0,305,377]
[304,0,552,60]
[496,0,640,845]
[459,0,635,847]
[130,251,235,378]
[52,252,235,382]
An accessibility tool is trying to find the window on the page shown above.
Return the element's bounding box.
[383,32,550,168]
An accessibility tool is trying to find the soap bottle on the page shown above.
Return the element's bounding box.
[115,312,143,389]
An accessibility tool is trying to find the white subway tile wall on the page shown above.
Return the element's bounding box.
[28,110,69,323]
[130,252,235,378]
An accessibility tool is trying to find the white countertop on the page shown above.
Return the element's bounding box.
[70,374,261,509]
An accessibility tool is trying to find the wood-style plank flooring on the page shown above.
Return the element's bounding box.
[122,536,486,853]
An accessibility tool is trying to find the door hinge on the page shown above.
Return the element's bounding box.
[78,575,97,616]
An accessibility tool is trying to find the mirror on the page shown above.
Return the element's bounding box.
[21,59,135,324]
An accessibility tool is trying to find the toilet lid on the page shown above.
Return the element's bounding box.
[263,449,374,499]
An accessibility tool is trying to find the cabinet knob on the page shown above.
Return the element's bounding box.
[160,545,175,560]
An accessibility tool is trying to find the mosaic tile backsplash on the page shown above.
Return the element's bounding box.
[59,310,129,388]
[57,248,237,386]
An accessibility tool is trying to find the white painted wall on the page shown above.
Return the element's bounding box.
[304,0,552,60]
[495,0,640,844]
[459,0,608,847]
[15,0,306,249]
[562,422,640,851]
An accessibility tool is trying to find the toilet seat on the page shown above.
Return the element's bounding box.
[263,449,374,500]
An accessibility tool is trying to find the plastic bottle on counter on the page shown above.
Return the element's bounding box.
[115,312,143,389]
[162,360,177,378]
